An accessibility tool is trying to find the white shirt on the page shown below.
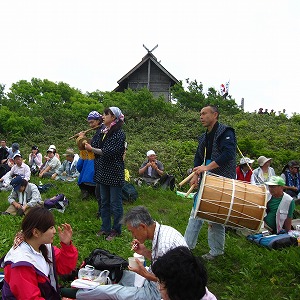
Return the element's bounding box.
[151,222,188,265]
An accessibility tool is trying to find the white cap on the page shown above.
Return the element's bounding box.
[146,150,156,157]
[240,157,254,165]
[49,144,56,150]
[13,152,22,159]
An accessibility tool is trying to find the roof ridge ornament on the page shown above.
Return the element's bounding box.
[143,44,158,53]
[142,44,158,61]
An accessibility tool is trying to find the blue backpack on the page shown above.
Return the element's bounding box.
[247,232,298,250]
[122,183,138,203]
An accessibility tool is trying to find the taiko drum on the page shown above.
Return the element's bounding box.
[194,172,267,231]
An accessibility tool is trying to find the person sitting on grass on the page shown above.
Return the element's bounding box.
[75,206,188,300]
[39,147,61,178]
[51,148,79,181]
[48,144,60,160]
[251,156,275,185]
[28,145,43,175]
[236,157,254,183]
[152,246,217,300]
[263,176,295,234]
[2,143,21,172]
[0,139,9,164]
[137,150,175,190]
[1,207,78,299]
[7,142,20,161]
[1,152,31,182]
[280,160,300,201]
[1,175,42,216]
[0,152,31,192]
[138,150,164,186]
[0,139,10,177]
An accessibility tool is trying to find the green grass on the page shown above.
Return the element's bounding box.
[2,80,300,299]
[1,176,300,299]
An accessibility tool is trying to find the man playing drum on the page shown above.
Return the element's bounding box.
[184,105,237,260]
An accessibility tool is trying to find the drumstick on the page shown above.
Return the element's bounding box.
[179,172,195,187]
[185,184,197,197]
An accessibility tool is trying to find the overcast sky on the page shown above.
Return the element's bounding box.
[1,1,299,116]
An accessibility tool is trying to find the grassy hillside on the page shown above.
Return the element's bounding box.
[1,99,300,299]
[7,106,300,181]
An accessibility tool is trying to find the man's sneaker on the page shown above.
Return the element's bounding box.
[202,253,220,260]
[106,230,120,241]
[96,230,108,237]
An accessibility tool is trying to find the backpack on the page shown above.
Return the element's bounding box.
[247,232,298,250]
[44,194,69,212]
[83,248,129,283]
[159,174,176,191]
[122,182,138,203]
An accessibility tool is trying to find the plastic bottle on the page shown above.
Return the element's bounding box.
[78,265,95,280]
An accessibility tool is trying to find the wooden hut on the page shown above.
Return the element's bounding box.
[114,51,179,102]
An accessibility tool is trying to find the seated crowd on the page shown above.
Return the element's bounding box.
[0,138,299,224]
[237,156,299,234]
[0,135,299,299]
[0,141,81,214]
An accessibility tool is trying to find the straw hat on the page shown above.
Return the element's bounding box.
[257,156,272,167]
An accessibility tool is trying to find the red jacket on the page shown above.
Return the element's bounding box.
[3,242,78,299]
[236,166,252,183]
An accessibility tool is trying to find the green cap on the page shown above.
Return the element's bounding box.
[265,176,285,186]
